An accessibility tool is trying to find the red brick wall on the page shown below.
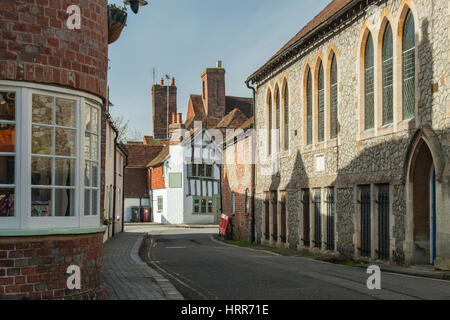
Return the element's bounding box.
[222,137,254,242]
[0,232,104,300]
[149,165,165,190]
[152,84,177,139]
[0,0,108,100]
[124,167,148,198]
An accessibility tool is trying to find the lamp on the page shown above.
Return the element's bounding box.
[123,0,148,14]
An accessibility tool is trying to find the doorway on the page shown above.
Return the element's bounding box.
[410,139,436,265]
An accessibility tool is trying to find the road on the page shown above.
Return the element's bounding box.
[133,224,450,300]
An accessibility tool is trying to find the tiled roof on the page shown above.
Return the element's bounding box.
[146,144,170,168]
[143,135,168,146]
[225,96,253,118]
[216,108,249,129]
[240,117,254,130]
[125,144,166,167]
[247,0,356,83]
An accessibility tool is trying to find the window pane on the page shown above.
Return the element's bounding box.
[0,188,14,217]
[0,92,15,121]
[0,123,15,152]
[206,165,212,177]
[194,199,199,213]
[0,156,14,184]
[201,199,207,213]
[268,93,272,154]
[92,108,99,134]
[84,189,91,215]
[91,162,98,187]
[91,134,98,159]
[208,199,213,213]
[306,70,312,145]
[31,157,52,185]
[318,62,325,142]
[284,85,289,150]
[84,133,91,158]
[55,158,75,186]
[383,24,394,125]
[55,128,76,156]
[55,189,74,216]
[55,98,76,127]
[32,125,52,154]
[84,106,91,132]
[85,161,91,187]
[92,190,98,216]
[32,95,53,124]
[31,189,52,216]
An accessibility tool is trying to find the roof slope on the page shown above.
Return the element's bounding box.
[146,144,170,167]
[216,108,249,129]
[125,144,165,167]
[247,0,356,82]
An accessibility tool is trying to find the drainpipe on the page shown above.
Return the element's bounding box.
[111,124,119,237]
[246,80,256,243]
[121,151,128,232]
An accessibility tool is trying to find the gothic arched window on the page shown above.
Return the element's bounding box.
[402,10,415,120]
[284,84,289,150]
[330,53,338,138]
[382,23,394,125]
[306,69,312,145]
[268,91,272,155]
[364,33,374,130]
[317,61,325,142]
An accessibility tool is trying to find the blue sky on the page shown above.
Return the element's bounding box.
[107,0,330,137]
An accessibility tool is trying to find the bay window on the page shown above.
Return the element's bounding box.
[0,82,102,230]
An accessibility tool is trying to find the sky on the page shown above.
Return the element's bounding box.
[107,0,330,138]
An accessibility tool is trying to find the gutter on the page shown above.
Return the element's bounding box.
[246,80,256,244]
[121,148,128,232]
[111,123,119,237]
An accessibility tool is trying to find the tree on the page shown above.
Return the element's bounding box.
[110,114,143,143]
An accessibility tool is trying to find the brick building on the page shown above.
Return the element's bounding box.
[152,78,177,140]
[246,0,450,270]
[0,0,142,299]
[221,118,255,242]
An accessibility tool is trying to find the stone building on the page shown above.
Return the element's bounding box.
[246,0,449,270]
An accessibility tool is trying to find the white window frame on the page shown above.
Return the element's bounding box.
[0,81,102,230]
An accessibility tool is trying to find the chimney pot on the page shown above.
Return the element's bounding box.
[171,77,175,86]
[216,60,222,68]
[177,113,182,124]
[160,78,164,86]
[171,113,177,124]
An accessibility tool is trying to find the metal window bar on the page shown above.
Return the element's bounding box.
[378,185,390,261]
[360,186,371,258]
[272,192,278,241]
[326,189,335,251]
[313,190,322,249]
[265,198,270,240]
[302,190,310,247]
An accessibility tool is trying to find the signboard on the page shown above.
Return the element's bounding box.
[219,214,230,237]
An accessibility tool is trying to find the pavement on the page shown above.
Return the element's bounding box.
[102,230,184,300]
[141,224,450,300]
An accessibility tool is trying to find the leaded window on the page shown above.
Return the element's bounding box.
[402,10,415,120]
[306,70,312,145]
[382,23,394,125]
[318,62,325,142]
[0,92,16,217]
[365,33,374,130]
[330,54,338,138]
[284,85,289,151]
[275,88,280,152]
[268,92,272,155]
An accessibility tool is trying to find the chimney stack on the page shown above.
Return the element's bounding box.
[201,61,226,118]
[152,78,177,140]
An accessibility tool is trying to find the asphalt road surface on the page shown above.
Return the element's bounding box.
[140,226,450,300]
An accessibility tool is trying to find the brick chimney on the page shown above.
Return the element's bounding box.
[169,113,185,144]
[201,61,225,118]
[151,78,177,140]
